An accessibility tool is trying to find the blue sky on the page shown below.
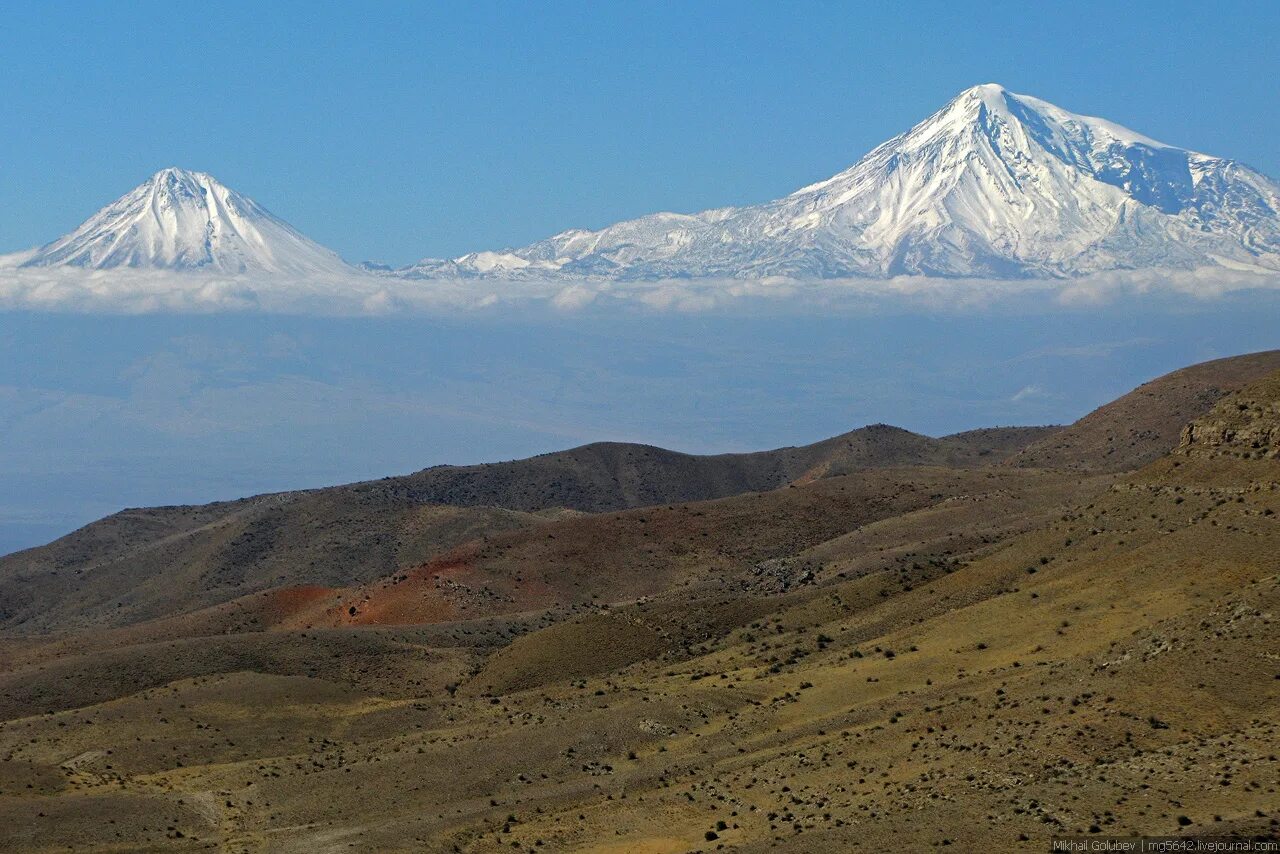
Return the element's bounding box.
[2,0,1278,266]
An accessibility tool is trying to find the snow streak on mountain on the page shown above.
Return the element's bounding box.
[398,84,1280,280]
[20,168,353,276]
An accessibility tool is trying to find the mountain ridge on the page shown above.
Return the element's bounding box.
[0,423,1055,633]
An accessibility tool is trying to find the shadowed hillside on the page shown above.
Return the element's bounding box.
[0,424,1055,634]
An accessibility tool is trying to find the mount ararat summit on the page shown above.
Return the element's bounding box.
[17,167,354,277]
[399,84,1280,281]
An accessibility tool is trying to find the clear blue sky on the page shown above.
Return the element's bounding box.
[2,0,1277,265]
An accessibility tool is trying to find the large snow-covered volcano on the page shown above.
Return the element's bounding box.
[399,84,1280,280]
[19,168,354,276]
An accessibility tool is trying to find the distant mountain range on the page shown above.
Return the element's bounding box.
[5,84,1279,282]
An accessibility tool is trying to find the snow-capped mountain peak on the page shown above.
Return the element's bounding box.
[21,168,354,276]
[397,84,1280,280]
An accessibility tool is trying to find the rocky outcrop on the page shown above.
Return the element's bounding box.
[1176,371,1280,459]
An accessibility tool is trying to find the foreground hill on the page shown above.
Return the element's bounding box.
[0,354,1276,851]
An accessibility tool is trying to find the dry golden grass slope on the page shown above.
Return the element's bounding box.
[0,355,1277,852]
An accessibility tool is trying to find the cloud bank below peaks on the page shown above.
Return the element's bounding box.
[0,258,1278,317]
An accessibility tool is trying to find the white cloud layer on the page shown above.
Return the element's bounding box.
[1,261,1279,316]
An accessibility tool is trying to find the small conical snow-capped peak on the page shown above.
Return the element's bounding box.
[398,84,1280,281]
[23,168,354,276]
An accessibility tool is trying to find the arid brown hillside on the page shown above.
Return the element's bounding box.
[0,500,551,634]
[0,424,1054,635]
